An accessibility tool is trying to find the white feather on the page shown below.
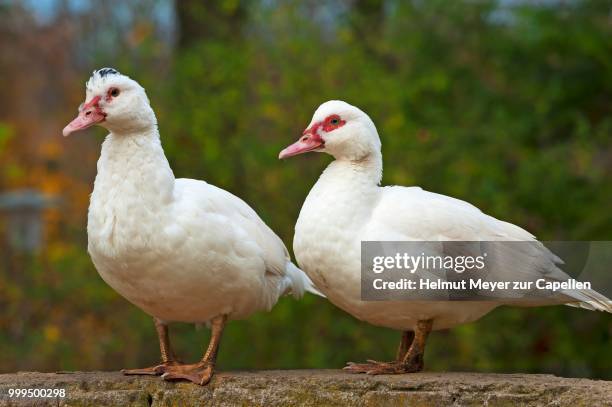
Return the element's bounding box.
[292,100,611,331]
[86,72,320,324]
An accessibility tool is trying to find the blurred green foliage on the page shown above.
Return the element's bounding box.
[0,0,610,379]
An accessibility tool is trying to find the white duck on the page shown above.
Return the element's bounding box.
[63,68,321,385]
[279,100,611,375]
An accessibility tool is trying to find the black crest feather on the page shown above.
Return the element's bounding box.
[96,67,120,77]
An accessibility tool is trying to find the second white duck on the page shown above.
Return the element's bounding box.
[279,100,611,375]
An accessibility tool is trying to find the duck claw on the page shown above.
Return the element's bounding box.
[161,362,214,386]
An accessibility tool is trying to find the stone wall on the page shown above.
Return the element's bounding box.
[0,370,610,406]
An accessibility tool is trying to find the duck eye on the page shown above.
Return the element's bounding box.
[330,118,340,125]
[109,88,120,97]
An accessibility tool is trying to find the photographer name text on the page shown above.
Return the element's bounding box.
[372,278,590,292]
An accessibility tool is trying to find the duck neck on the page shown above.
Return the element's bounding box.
[321,150,383,190]
[94,126,175,210]
[307,150,382,223]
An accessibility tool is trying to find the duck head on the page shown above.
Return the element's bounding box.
[279,100,381,161]
[63,68,156,137]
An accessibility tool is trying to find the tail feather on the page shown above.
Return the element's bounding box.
[562,288,612,313]
[282,261,326,298]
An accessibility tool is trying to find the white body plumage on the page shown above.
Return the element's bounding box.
[288,100,611,331]
[80,71,317,324]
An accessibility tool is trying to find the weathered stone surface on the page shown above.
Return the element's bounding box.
[0,370,610,406]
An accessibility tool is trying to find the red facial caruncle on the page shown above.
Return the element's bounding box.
[105,87,120,102]
[321,114,346,132]
[82,95,102,112]
[278,114,346,159]
[62,94,107,137]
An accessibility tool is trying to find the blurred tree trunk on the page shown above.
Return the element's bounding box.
[176,1,246,48]
[350,0,384,50]
[350,0,397,69]
[351,0,385,37]
[173,0,249,195]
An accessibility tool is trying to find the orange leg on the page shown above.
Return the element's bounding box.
[344,320,432,375]
[122,318,180,376]
[161,315,227,386]
[396,330,415,362]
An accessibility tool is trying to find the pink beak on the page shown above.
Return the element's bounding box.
[62,96,105,137]
[278,131,324,159]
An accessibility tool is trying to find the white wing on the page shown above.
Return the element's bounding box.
[174,179,322,308]
[364,186,611,311]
